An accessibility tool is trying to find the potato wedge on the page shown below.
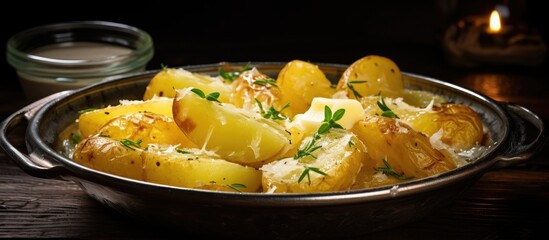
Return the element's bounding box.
[361,96,484,150]
[97,112,197,148]
[351,116,456,185]
[277,60,336,117]
[261,129,364,193]
[73,136,261,192]
[173,88,290,166]
[142,145,261,192]
[78,97,173,138]
[143,68,232,102]
[337,55,403,99]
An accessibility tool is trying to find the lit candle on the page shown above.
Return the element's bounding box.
[488,10,502,34]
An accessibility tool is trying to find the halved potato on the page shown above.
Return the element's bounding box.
[78,97,173,138]
[230,68,286,115]
[351,116,456,187]
[96,112,197,148]
[172,88,290,166]
[142,145,261,192]
[143,68,232,102]
[361,96,484,150]
[336,55,403,99]
[261,129,364,193]
[72,136,144,180]
[73,136,261,192]
[277,60,336,117]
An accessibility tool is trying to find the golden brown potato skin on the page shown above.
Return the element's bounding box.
[78,97,173,138]
[337,55,403,99]
[97,112,197,148]
[143,68,232,102]
[277,60,336,117]
[361,96,484,151]
[73,136,144,180]
[261,129,365,193]
[73,136,262,192]
[351,117,456,188]
[230,68,285,114]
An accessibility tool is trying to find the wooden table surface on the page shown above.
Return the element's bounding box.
[1,55,548,239]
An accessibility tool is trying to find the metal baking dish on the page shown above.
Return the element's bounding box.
[1,62,546,239]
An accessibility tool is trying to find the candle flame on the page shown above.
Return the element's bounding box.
[489,10,501,32]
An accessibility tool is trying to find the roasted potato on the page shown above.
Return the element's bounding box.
[72,136,145,180]
[229,68,286,115]
[277,60,336,117]
[78,97,173,138]
[351,116,456,188]
[361,96,484,150]
[73,136,261,192]
[172,88,290,166]
[143,68,232,102]
[96,112,197,148]
[142,145,261,192]
[261,129,365,193]
[336,55,403,99]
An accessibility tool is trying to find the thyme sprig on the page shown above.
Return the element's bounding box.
[318,105,345,134]
[294,133,322,160]
[253,78,278,88]
[298,166,327,185]
[374,158,414,180]
[377,96,399,119]
[176,149,193,154]
[219,63,252,81]
[161,63,168,71]
[191,88,221,103]
[347,80,367,99]
[255,99,289,120]
[120,139,142,150]
[227,183,247,192]
[70,133,81,144]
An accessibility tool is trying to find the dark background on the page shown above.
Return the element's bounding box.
[1,0,548,94]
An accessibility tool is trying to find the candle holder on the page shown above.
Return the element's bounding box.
[442,7,546,67]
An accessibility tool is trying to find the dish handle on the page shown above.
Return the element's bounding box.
[0,91,73,179]
[493,102,548,168]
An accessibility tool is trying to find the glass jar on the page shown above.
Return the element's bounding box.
[6,21,154,101]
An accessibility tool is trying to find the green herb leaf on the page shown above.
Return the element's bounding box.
[190,88,206,98]
[374,158,414,180]
[120,139,142,150]
[176,149,193,154]
[377,97,399,119]
[227,183,247,192]
[161,63,168,71]
[70,133,81,144]
[294,133,322,160]
[298,166,328,185]
[78,108,96,115]
[317,105,345,134]
[253,78,278,88]
[348,140,355,147]
[205,92,221,103]
[191,88,221,103]
[219,63,252,81]
[346,80,367,99]
[255,99,289,120]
